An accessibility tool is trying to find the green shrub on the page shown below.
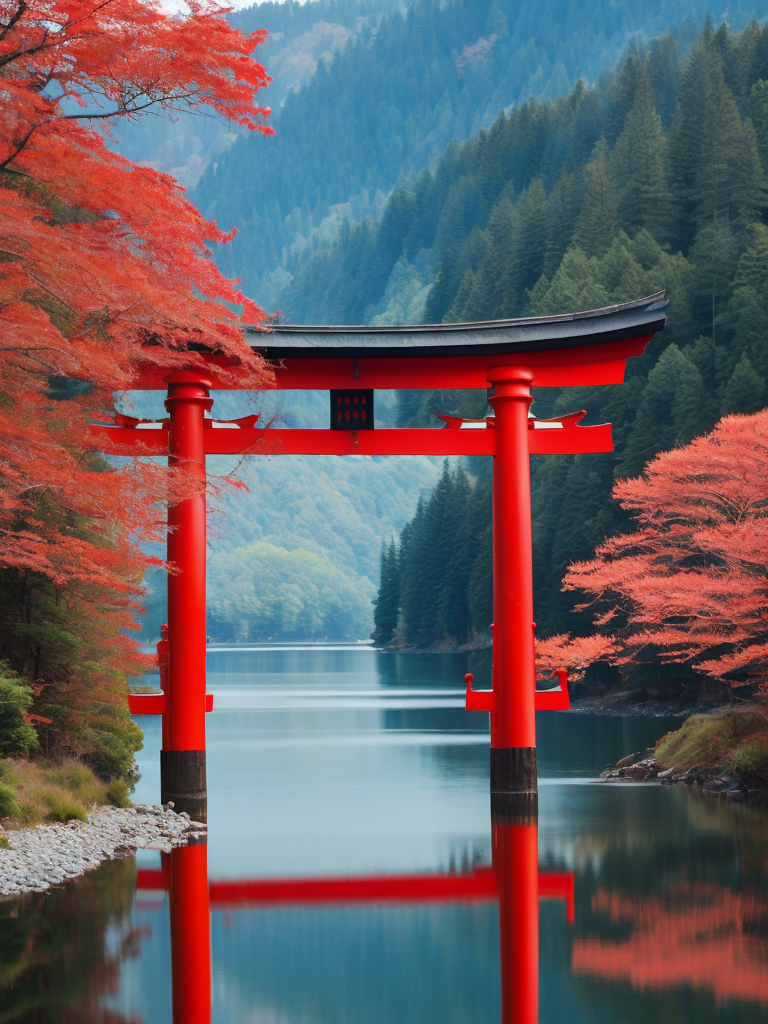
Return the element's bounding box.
[0,780,20,819]
[82,718,144,781]
[105,779,131,808]
[0,664,39,757]
[54,763,93,789]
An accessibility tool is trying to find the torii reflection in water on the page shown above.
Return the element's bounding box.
[137,803,573,1024]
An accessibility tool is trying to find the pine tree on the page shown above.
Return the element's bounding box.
[669,40,766,251]
[471,197,521,318]
[436,467,473,642]
[542,169,580,278]
[572,138,620,256]
[611,64,673,241]
[510,178,548,298]
[372,540,401,646]
[721,352,767,415]
[617,344,715,477]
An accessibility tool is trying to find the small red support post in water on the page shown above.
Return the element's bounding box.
[487,368,537,807]
[163,380,213,822]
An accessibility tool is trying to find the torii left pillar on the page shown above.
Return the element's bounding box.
[162,380,213,823]
[488,368,537,811]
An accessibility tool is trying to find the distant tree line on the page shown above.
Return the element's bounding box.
[368,20,768,647]
[373,462,492,646]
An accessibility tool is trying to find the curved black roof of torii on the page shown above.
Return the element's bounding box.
[249,292,667,359]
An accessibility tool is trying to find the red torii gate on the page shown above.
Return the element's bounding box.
[91,293,666,820]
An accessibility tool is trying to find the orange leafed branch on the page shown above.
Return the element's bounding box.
[555,411,768,694]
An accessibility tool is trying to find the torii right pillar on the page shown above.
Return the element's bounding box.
[487,367,538,810]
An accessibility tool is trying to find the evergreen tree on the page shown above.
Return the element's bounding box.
[617,344,715,477]
[669,39,766,252]
[372,540,401,646]
[611,64,673,240]
[542,169,581,277]
[572,139,620,256]
[647,34,681,126]
[468,197,520,318]
[436,467,473,642]
[510,178,548,298]
[721,352,767,415]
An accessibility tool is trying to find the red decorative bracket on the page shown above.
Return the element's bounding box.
[464,669,570,713]
[465,673,495,712]
[534,669,570,711]
[128,692,214,715]
[437,409,612,455]
[529,410,612,455]
[89,413,263,456]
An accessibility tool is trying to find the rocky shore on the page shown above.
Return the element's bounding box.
[0,804,206,897]
[600,752,753,799]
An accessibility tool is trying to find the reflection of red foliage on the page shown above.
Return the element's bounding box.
[572,883,768,1004]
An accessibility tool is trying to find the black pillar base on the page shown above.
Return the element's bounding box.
[160,749,207,824]
[491,790,538,822]
[490,746,537,793]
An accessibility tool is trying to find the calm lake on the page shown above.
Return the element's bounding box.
[2,645,767,1023]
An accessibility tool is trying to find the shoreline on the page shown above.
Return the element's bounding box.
[0,804,205,898]
[599,754,768,803]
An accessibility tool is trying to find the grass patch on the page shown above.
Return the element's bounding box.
[104,779,132,808]
[0,780,20,819]
[0,757,131,827]
[656,709,768,784]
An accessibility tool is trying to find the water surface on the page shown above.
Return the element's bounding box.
[2,646,766,1023]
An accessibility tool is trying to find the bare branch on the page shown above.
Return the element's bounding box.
[0,1,27,43]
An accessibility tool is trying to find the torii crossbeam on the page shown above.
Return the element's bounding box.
[91,293,667,820]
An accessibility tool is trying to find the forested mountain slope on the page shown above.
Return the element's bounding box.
[367,20,768,648]
[193,0,733,310]
[112,0,404,187]
[122,5,768,643]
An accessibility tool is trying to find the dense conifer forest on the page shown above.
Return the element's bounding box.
[366,20,768,650]
[193,0,730,310]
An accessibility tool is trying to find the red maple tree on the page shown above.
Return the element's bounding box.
[0,1,274,772]
[539,411,768,696]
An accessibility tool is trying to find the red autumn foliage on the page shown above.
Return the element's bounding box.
[0,1,274,769]
[536,632,617,682]
[572,884,768,1005]
[547,411,768,695]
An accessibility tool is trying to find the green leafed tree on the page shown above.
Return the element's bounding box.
[0,662,38,758]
